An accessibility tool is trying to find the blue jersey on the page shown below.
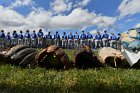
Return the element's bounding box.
[24,33,30,38]
[110,35,117,40]
[87,34,93,39]
[0,32,5,38]
[62,35,67,39]
[37,32,43,38]
[74,34,79,39]
[117,36,120,41]
[6,35,11,40]
[102,33,109,39]
[95,34,101,40]
[31,33,37,38]
[46,34,52,39]
[68,35,74,39]
[13,33,18,38]
[54,34,60,39]
[80,34,86,40]
[18,34,23,39]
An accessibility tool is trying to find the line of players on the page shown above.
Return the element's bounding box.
[0,29,121,49]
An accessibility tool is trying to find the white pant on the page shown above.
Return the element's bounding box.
[12,38,18,46]
[46,39,52,46]
[54,38,59,46]
[62,39,67,47]
[110,40,117,48]
[102,38,108,47]
[74,39,79,47]
[68,39,73,46]
[87,39,93,48]
[31,38,37,46]
[0,38,5,46]
[38,37,43,45]
[6,40,11,46]
[80,39,86,45]
[24,38,30,46]
[18,39,24,45]
[117,41,121,51]
[95,40,101,48]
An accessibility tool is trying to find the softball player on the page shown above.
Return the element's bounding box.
[46,31,52,47]
[37,29,44,48]
[31,30,37,48]
[18,31,24,45]
[24,30,31,46]
[11,31,18,46]
[54,31,60,46]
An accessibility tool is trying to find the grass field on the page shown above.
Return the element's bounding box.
[0,50,140,93]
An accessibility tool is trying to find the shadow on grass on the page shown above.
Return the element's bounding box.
[0,82,140,93]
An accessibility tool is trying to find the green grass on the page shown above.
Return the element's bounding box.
[0,50,140,93]
[0,65,140,93]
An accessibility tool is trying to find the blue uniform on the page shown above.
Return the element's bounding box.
[6,35,11,46]
[87,34,93,48]
[31,33,37,47]
[117,36,121,50]
[37,32,43,38]
[37,32,43,47]
[95,35,101,40]
[31,33,37,39]
[87,34,93,39]
[94,34,102,48]
[0,32,5,45]
[102,33,109,39]
[13,33,18,38]
[46,34,52,39]
[68,34,74,48]
[24,32,30,46]
[110,35,117,40]
[18,33,24,45]
[74,35,79,39]
[46,34,52,46]
[110,35,117,48]
[102,33,109,47]
[62,34,67,47]
[74,34,79,47]
[11,33,18,46]
[80,34,86,45]
[80,34,86,40]
[18,33,23,39]
[0,32,5,38]
[117,36,120,41]
[6,35,11,40]
[62,35,67,39]
[54,34,60,39]
[0,32,1,38]
[24,33,30,38]
[54,34,60,46]
[68,35,73,39]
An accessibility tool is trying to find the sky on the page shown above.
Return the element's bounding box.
[0,0,140,36]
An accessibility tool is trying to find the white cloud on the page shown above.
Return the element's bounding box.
[0,5,116,34]
[134,23,140,28]
[79,0,90,7]
[0,5,37,33]
[89,30,97,34]
[125,18,135,23]
[92,16,116,29]
[118,0,140,19]
[50,0,72,14]
[51,8,116,30]
[9,0,34,9]
[50,0,91,14]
